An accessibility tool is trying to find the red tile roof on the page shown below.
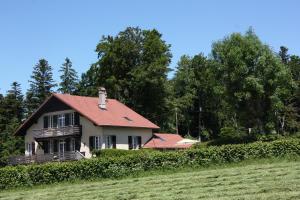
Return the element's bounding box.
[15,93,159,135]
[53,93,159,129]
[143,133,194,149]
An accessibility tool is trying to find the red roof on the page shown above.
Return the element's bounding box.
[143,133,194,149]
[15,93,159,135]
[53,93,159,129]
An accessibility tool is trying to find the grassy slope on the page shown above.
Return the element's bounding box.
[1,159,300,200]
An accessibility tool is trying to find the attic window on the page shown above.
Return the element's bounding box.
[123,116,133,122]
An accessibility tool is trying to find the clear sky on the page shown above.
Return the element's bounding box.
[0,0,299,94]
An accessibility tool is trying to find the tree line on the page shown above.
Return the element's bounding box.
[0,27,299,164]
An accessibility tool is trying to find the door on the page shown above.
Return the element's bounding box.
[59,139,66,158]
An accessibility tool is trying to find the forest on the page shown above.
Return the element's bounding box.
[0,27,299,165]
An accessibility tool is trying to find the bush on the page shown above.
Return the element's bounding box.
[1,139,300,190]
[93,149,156,158]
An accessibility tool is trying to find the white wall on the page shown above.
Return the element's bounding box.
[25,109,74,156]
[79,116,103,158]
[24,110,154,158]
[102,127,153,150]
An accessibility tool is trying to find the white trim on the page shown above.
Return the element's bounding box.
[94,136,101,150]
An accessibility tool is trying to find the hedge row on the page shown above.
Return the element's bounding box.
[1,139,300,190]
[93,148,156,158]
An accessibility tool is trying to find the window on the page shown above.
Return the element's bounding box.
[32,142,36,155]
[65,113,70,126]
[52,115,58,128]
[89,136,101,151]
[128,136,141,150]
[26,142,36,155]
[58,114,65,127]
[43,116,48,128]
[59,139,66,155]
[26,143,32,156]
[65,113,74,126]
[105,135,116,149]
[43,141,49,153]
[49,139,54,154]
[95,136,101,150]
[44,113,75,128]
[70,138,76,152]
[71,113,75,125]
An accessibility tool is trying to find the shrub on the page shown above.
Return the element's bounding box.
[1,139,300,190]
[93,149,156,158]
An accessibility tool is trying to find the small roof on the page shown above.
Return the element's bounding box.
[15,93,159,135]
[143,133,196,149]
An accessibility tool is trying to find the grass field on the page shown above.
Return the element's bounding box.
[1,159,300,200]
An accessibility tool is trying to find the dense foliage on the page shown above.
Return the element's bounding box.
[1,139,300,190]
[0,82,24,166]
[77,27,172,128]
[172,29,299,139]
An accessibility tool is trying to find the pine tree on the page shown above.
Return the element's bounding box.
[25,59,56,114]
[0,82,24,166]
[58,57,78,94]
[6,82,24,122]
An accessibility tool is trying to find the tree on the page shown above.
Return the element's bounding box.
[25,59,56,114]
[58,58,78,94]
[77,27,172,129]
[0,82,24,166]
[171,54,224,139]
[6,82,24,121]
[279,46,290,65]
[285,55,300,132]
[211,29,295,134]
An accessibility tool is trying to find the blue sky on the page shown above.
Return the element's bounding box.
[0,0,299,94]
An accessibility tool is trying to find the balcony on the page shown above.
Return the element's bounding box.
[33,126,82,139]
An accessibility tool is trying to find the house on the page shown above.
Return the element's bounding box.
[13,88,159,163]
[143,133,198,150]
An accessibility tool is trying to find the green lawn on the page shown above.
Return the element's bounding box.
[1,159,300,200]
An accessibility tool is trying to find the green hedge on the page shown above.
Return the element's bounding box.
[93,149,156,158]
[1,139,300,190]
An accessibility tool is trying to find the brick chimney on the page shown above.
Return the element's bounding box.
[98,87,107,109]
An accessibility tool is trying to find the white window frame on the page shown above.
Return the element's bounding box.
[45,112,76,128]
[58,114,65,128]
[94,136,101,150]
[27,143,32,156]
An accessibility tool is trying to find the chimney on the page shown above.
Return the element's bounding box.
[98,87,107,109]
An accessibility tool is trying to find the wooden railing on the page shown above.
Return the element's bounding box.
[33,126,82,139]
[8,151,85,165]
